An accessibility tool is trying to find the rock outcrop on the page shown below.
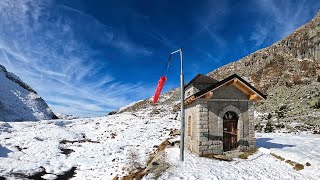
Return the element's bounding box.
[207,11,320,123]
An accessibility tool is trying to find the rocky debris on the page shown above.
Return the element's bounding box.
[115,88,180,117]
[55,113,80,120]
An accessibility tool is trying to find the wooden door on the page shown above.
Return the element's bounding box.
[223,120,238,151]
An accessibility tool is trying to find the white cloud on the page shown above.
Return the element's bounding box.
[0,0,154,117]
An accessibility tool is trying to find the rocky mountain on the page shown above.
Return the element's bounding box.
[0,64,57,121]
[116,11,320,125]
[207,11,320,124]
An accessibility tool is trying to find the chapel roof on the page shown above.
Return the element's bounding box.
[185,74,267,105]
[184,74,218,89]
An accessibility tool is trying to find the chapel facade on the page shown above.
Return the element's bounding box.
[184,74,266,155]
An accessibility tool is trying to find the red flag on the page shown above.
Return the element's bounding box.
[152,76,167,104]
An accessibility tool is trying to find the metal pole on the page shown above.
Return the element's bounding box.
[171,48,185,161]
[179,49,185,161]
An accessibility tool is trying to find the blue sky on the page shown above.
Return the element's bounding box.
[0,0,319,117]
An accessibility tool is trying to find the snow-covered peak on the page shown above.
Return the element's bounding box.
[0,64,57,122]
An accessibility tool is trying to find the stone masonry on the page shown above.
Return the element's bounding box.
[184,74,265,156]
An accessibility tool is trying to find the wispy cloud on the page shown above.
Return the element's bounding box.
[0,0,154,117]
[196,49,221,64]
[250,24,269,47]
[59,4,152,58]
[112,36,153,57]
[250,0,320,48]
[191,0,230,48]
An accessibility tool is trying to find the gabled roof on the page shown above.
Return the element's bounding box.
[184,74,218,89]
[185,74,267,105]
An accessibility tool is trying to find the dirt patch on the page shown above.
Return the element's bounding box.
[271,153,305,171]
[56,167,77,179]
[147,139,171,165]
[201,154,233,161]
[285,159,295,166]
[147,153,171,179]
[270,153,285,161]
[122,169,147,180]
[59,147,75,155]
[237,149,258,160]
[14,146,27,151]
[27,167,46,179]
[111,132,117,139]
[117,138,175,180]
[27,166,77,180]
[60,139,100,144]
[293,163,304,171]
[59,138,99,156]
[4,166,77,180]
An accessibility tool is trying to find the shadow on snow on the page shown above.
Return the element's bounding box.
[0,145,12,157]
[256,138,295,149]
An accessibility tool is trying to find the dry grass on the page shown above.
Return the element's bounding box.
[147,139,171,165]
[122,149,148,180]
[285,159,295,166]
[283,159,305,171]
[238,149,258,159]
[293,163,304,171]
[238,154,248,159]
[271,153,285,161]
[148,153,171,179]
[201,154,232,161]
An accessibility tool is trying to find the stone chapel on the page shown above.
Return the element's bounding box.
[184,74,266,155]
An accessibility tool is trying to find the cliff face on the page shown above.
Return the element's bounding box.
[206,11,320,123]
[0,64,57,121]
[208,11,320,92]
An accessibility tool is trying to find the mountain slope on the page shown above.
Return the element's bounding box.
[117,12,320,124]
[0,64,57,121]
[207,11,320,123]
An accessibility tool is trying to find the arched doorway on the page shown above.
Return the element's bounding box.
[223,111,238,151]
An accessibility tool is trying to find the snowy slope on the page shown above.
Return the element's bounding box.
[0,64,57,121]
[0,112,319,179]
[159,133,320,180]
[0,113,180,179]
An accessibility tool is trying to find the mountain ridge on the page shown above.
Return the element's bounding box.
[0,64,57,121]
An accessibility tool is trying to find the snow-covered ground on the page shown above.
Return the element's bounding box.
[159,133,320,180]
[0,113,179,179]
[0,113,319,179]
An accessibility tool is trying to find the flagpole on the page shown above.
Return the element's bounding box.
[171,48,184,161]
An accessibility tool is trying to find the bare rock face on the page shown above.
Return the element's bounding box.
[206,11,320,123]
[0,64,58,122]
[208,11,320,92]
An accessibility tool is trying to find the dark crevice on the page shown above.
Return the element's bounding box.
[56,167,77,180]
[59,147,75,155]
[60,139,100,144]
[7,166,77,180]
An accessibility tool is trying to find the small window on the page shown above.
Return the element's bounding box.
[187,91,191,96]
[188,116,192,137]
